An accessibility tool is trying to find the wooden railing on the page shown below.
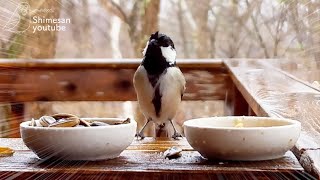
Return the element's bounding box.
[0,59,229,102]
[0,59,246,138]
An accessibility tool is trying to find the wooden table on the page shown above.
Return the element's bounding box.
[0,138,313,179]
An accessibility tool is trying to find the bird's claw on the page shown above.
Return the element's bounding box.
[135,133,145,140]
[172,132,182,140]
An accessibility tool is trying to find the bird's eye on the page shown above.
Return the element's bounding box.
[161,43,169,47]
[158,38,169,47]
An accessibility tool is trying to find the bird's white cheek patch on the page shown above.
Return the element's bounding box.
[160,46,176,65]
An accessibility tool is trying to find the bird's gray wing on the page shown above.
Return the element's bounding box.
[173,67,186,99]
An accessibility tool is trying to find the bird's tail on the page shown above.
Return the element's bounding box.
[155,123,166,137]
[155,122,175,137]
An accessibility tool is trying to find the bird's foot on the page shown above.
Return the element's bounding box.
[172,132,183,140]
[135,118,152,140]
[135,132,145,140]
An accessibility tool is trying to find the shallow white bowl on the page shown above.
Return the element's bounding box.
[183,116,301,161]
[20,118,137,160]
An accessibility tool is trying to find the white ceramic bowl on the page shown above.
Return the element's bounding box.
[20,118,137,160]
[184,116,301,161]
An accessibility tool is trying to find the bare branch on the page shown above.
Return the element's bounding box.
[177,0,189,58]
[287,0,305,51]
[99,0,129,24]
[209,15,219,58]
[246,0,269,58]
[180,0,196,31]
[29,0,47,16]
[127,0,143,45]
[273,8,286,57]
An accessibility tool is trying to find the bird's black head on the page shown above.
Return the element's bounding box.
[142,31,176,75]
[148,31,175,49]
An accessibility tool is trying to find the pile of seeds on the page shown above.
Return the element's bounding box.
[29,113,130,127]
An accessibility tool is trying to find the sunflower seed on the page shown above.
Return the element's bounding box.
[39,116,57,127]
[90,121,110,126]
[164,146,182,159]
[49,119,78,127]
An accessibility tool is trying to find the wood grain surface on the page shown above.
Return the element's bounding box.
[0,59,224,69]
[0,59,228,102]
[224,59,320,178]
[0,138,311,179]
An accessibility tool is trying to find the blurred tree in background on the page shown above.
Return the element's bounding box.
[0,0,319,60]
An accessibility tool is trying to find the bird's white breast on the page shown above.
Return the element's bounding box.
[157,67,185,123]
[133,66,185,125]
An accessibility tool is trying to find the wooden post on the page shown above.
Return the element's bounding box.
[8,103,24,138]
[225,82,249,116]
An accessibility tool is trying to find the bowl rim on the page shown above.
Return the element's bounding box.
[20,118,137,130]
[183,116,301,130]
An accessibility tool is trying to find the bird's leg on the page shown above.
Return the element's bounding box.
[169,119,182,139]
[135,118,152,140]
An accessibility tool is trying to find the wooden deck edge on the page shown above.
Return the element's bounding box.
[223,60,320,178]
[259,61,320,92]
[292,147,320,179]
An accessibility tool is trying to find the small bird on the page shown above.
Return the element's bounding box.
[133,31,186,139]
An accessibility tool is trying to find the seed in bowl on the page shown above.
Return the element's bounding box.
[29,113,131,127]
[39,116,56,127]
[234,118,244,128]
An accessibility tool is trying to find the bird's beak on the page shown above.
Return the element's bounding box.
[150,31,159,40]
[150,39,156,44]
[154,31,159,37]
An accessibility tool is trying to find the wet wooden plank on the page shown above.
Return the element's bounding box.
[0,59,229,102]
[0,69,228,101]
[225,59,320,178]
[263,59,320,87]
[0,59,224,69]
[0,138,308,179]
